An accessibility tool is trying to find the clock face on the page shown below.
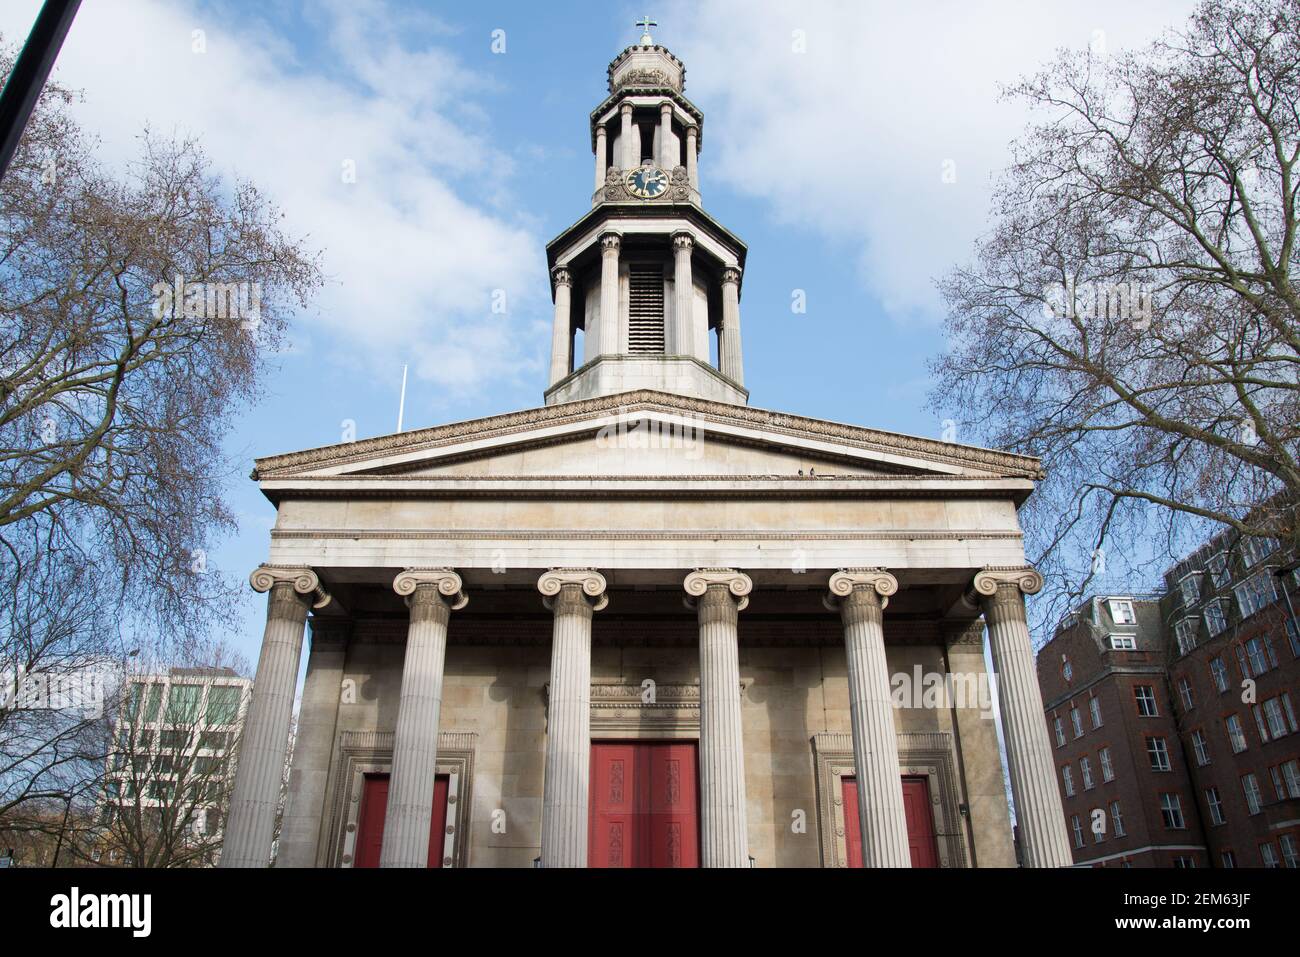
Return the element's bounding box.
[626,166,669,199]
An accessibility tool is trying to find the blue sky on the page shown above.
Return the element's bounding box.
[1,0,1201,668]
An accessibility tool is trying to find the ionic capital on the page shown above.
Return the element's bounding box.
[249,565,331,609]
[552,266,573,288]
[538,568,609,612]
[393,568,468,611]
[683,568,752,612]
[823,568,898,612]
[970,565,1043,599]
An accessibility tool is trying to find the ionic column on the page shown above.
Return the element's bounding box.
[620,102,634,170]
[720,267,744,385]
[971,566,1073,868]
[221,566,330,868]
[597,232,621,359]
[379,568,467,868]
[548,268,573,385]
[685,124,699,191]
[684,568,752,867]
[277,617,349,867]
[825,569,911,868]
[672,231,695,358]
[594,123,607,193]
[659,101,675,169]
[538,569,608,867]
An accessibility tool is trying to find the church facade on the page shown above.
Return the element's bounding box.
[219,27,1073,869]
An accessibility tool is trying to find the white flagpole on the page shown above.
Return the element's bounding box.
[396,364,408,432]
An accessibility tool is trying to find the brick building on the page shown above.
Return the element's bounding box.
[1037,533,1300,867]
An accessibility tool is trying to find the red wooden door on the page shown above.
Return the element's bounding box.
[842,775,940,868]
[589,742,698,868]
[353,772,450,868]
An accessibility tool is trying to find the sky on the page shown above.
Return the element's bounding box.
[1,0,1203,669]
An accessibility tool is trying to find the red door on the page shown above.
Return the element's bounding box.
[589,742,699,867]
[842,775,940,868]
[354,772,450,868]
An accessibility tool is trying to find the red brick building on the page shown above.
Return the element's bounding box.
[1037,532,1300,868]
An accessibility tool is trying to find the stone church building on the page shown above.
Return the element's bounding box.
[219,26,1072,869]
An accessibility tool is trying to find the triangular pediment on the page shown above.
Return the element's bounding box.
[254,392,1041,496]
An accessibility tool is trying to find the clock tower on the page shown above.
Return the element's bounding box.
[544,19,748,407]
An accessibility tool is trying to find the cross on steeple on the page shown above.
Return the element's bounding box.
[635,15,657,45]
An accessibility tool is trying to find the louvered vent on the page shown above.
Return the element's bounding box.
[628,263,665,354]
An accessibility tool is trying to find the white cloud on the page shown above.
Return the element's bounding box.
[665,0,1201,321]
[0,0,545,396]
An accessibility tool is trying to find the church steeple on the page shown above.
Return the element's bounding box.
[543,19,748,408]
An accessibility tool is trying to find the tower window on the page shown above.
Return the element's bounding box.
[627,263,665,354]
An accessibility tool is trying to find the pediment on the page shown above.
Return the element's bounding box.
[253,391,1042,492]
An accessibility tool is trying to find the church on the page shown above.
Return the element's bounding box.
[218,23,1072,869]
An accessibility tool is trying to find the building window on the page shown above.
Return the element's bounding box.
[1209,656,1229,693]
[1088,696,1102,729]
[1100,746,1114,782]
[1071,815,1084,849]
[1238,535,1279,568]
[1061,765,1075,797]
[1234,571,1278,620]
[1237,635,1279,679]
[1205,787,1225,826]
[1172,856,1196,868]
[205,685,242,725]
[1061,655,1073,681]
[1270,765,1287,801]
[1081,756,1094,790]
[1109,634,1136,651]
[1093,817,1105,844]
[1260,843,1280,868]
[1288,617,1300,659]
[1191,729,1211,767]
[1177,676,1194,712]
[1147,737,1171,771]
[1242,773,1263,815]
[1175,619,1198,655]
[1108,598,1137,624]
[1110,801,1125,837]
[1178,574,1200,607]
[1279,759,1300,799]
[1255,693,1298,743]
[1206,552,1229,588]
[1159,793,1186,829]
[1225,714,1248,753]
[1204,601,1227,637]
[626,263,666,354]
[1070,707,1084,739]
[1281,835,1299,869]
[1053,715,1065,748]
[1221,849,1236,868]
[1134,685,1158,717]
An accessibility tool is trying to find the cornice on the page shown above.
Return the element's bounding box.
[251,390,1045,482]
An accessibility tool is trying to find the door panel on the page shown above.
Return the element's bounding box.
[353,772,450,868]
[590,742,699,868]
[842,774,941,868]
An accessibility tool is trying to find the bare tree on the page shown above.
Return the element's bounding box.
[0,39,321,830]
[930,0,1300,625]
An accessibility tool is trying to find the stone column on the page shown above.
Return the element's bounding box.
[672,231,695,359]
[594,124,607,193]
[659,101,675,169]
[825,569,911,868]
[719,267,744,386]
[598,232,621,359]
[684,568,752,867]
[277,617,349,868]
[537,569,608,867]
[548,268,573,386]
[221,566,330,868]
[685,124,699,191]
[620,102,634,170]
[972,566,1073,868]
[379,568,467,868]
